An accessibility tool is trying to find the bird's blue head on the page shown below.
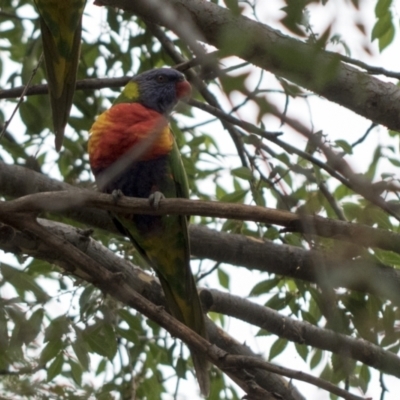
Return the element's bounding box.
[115,68,192,115]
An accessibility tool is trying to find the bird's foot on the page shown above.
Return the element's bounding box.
[111,189,123,204]
[149,191,165,209]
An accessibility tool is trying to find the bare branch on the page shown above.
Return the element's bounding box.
[208,289,400,380]
[3,187,400,255]
[2,163,400,306]
[0,216,304,400]
[0,217,371,399]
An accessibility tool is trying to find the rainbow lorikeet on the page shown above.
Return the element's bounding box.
[88,68,210,396]
[34,0,86,151]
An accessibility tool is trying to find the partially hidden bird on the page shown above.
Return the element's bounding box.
[34,0,86,151]
[88,68,210,396]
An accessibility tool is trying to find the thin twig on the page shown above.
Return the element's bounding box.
[0,53,43,141]
[225,355,367,400]
[340,54,400,79]
[352,122,378,148]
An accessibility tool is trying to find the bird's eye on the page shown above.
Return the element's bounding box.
[156,75,166,83]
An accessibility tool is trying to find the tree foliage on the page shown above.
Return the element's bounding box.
[1,0,400,399]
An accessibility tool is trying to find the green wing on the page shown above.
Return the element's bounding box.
[112,133,209,395]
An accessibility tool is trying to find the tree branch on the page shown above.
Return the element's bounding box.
[0,216,370,400]
[208,289,400,380]
[94,0,400,132]
[3,185,400,256]
[0,216,304,400]
[2,163,400,306]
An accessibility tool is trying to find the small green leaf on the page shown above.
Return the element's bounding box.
[23,308,44,344]
[359,364,370,392]
[269,338,287,360]
[218,268,230,289]
[265,293,286,311]
[375,0,392,17]
[79,285,96,315]
[220,72,249,95]
[118,309,142,332]
[256,328,270,337]
[70,360,83,386]
[231,166,253,181]
[371,13,392,40]
[44,316,70,342]
[84,324,117,360]
[47,354,63,381]
[310,349,323,369]
[96,358,107,376]
[335,139,353,155]
[72,339,90,371]
[220,189,247,203]
[223,0,241,15]
[249,278,280,296]
[116,327,139,343]
[379,22,395,51]
[40,339,63,364]
[294,343,308,362]
[175,357,187,379]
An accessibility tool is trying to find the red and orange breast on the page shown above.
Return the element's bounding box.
[88,103,173,170]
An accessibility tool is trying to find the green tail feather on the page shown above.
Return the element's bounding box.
[157,273,210,397]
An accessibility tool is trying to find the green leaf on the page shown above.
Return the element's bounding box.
[223,0,241,15]
[265,293,286,311]
[231,166,253,181]
[335,139,353,155]
[116,327,139,343]
[375,0,392,17]
[374,249,400,267]
[47,354,63,381]
[23,308,44,344]
[84,323,117,360]
[294,343,308,362]
[40,339,63,364]
[249,278,280,296]
[269,338,287,360]
[72,338,90,371]
[218,268,230,289]
[371,12,392,40]
[79,285,96,316]
[310,349,323,369]
[118,309,142,332]
[44,316,70,342]
[175,357,187,379]
[379,22,395,51]
[256,328,270,337]
[220,189,248,203]
[359,364,370,392]
[70,360,83,386]
[1,265,48,303]
[219,72,249,95]
[96,358,107,376]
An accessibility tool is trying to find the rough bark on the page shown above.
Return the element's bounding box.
[1,162,400,306]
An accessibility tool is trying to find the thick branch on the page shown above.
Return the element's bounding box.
[2,163,400,306]
[0,216,303,400]
[3,186,400,256]
[0,217,374,399]
[208,290,400,380]
[95,0,400,131]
